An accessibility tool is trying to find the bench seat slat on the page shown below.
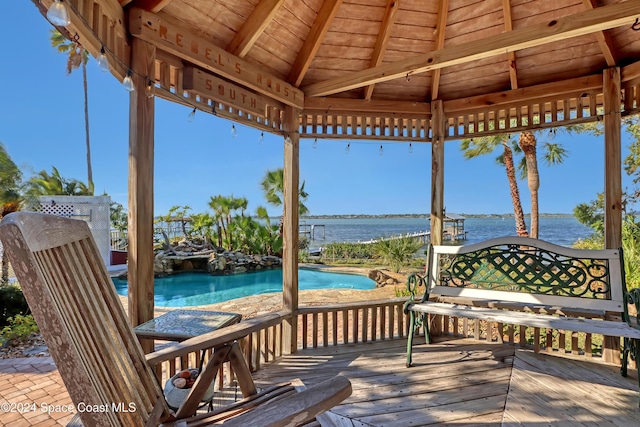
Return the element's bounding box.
[437,296,608,318]
[432,286,625,313]
[407,301,640,339]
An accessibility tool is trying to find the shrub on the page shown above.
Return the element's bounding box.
[372,237,423,273]
[0,314,38,344]
[621,217,640,290]
[573,218,640,290]
[0,284,30,327]
[323,242,376,261]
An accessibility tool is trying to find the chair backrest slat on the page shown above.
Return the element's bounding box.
[0,213,170,427]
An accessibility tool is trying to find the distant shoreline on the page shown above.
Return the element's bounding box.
[300,213,575,220]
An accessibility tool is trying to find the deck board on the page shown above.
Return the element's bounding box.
[251,337,640,426]
[503,350,640,426]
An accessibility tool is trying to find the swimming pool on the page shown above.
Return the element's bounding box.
[112,268,376,307]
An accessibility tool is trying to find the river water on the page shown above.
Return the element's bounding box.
[300,216,593,248]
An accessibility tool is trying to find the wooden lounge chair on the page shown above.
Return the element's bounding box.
[0,212,351,426]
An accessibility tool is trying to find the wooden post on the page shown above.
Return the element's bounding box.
[603,67,622,364]
[431,100,445,245]
[282,106,300,354]
[128,38,156,354]
[604,67,622,249]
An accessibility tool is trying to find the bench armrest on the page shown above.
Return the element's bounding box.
[145,311,289,366]
[404,243,433,313]
[404,273,427,314]
[625,288,640,330]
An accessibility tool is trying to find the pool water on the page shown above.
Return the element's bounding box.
[112,268,376,307]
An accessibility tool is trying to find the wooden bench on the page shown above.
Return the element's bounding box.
[404,237,640,400]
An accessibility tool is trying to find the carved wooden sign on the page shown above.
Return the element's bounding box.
[183,67,268,117]
[129,8,303,109]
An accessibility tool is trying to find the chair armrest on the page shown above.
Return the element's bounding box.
[145,311,289,366]
[209,375,351,427]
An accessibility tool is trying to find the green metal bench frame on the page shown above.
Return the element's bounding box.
[403,237,640,404]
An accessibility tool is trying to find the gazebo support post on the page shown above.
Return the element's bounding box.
[431,100,445,246]
[603,67,623,364]
[282,106,300,355]
[127,38,156,354]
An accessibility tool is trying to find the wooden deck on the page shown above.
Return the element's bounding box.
[251,337,640,426]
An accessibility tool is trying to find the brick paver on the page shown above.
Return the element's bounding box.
[0,358,75,426]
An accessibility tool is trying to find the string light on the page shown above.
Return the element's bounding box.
[43,0,226,121]
[46,0,71,26]
[259,132,264,144]
[187,108,196,122]
[231,125,238,138]
[97,46,109,72]
[408,143,413,154]
[122,70,135,92]
[345,142,350,154]
[312,138,318,149]
[379,145,384,156]
[145,79,155,98]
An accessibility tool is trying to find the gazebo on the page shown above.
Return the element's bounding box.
[31,0,640,402]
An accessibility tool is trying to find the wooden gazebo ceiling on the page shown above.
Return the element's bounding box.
[39,0,640,140]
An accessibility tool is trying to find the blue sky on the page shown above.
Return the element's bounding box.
[1,2,634,217]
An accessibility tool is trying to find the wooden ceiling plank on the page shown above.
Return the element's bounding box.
[287,0,343,87]
[303,0,640,97]
[503,0,518,90]
[364,0,401,100]
[429,0,449,101]
[227,0,286,58]
[128,0,173,13]
[582,0,617,66]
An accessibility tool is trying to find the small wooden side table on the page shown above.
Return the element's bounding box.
[134,309,242,411]
[133,309,242,341]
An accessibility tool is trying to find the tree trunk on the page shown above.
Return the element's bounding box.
[503,143,529,237]
[519,131,539,238]
[82,58,94,195]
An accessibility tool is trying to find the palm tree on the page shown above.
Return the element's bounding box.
[255,205,281,256]
[190,213,215,246]
[518,131,567,238]
[25,167,92,198]
[208,195,248,249]
[50,29,94,195]
[461,135,529,236]
[260,168,309,234]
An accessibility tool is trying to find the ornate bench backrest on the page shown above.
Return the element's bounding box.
[426,237,626,313]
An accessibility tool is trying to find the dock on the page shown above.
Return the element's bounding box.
[357,230,431,245]
[299,222,326,241]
